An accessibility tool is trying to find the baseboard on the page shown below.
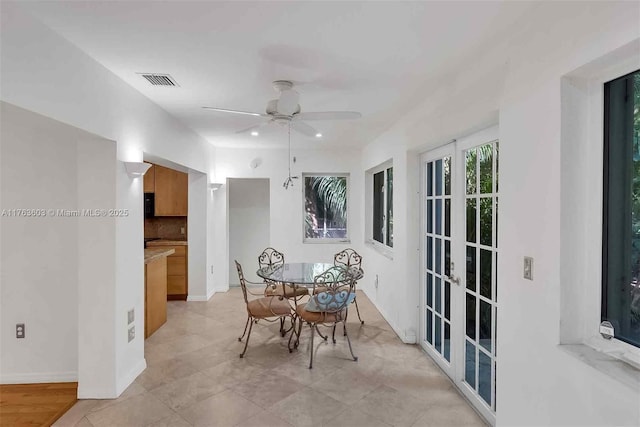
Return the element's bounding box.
[361,289,417,344]
[1,371,77,384]
[187,288,216,302]
[114,358,146,397]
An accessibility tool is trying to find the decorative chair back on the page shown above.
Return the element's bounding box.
[258,247,285,270]
[235,260,250,306]
[310,266,356,314]
[334,248,362,270]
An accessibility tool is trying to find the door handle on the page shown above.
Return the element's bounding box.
[445,274,461,286]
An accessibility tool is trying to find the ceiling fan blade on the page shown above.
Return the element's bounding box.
[294,111,362,121]
[235,122,269,134]
[277,89,299,115]
[202,107,266,117]
[290,121,319,138]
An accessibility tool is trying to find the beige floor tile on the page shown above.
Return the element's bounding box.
[351,385,427,427]
[178,389,263,427]
[309,369,380,405]
[201,358,268,389]
[86,393,174,427]
[60,289,483,427]
[323,407,392,427]
[411,402,487,427]
[146,412,193,427]
[232,370,306,409]
[150,371,228,411]
[135,357,199,390]
[52,400,99,426]
[234,410,293,427]
[75,418,94,427]
[268,387,347,427]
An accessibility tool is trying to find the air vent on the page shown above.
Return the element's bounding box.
[138,73,178,87]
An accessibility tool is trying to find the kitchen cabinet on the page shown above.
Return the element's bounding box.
[147,242,188,300]
[154,165,188,216]
[144,248,174,338]
[143,163,155,193]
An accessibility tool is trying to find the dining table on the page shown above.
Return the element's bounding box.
[256,262,363,289]
[256,262,364,349]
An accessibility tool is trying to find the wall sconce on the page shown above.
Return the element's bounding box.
[209,183,223,191]
[124,161,152,178]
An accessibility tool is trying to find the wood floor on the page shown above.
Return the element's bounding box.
[0,383,77,427]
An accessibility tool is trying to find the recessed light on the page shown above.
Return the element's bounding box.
[251,131,259,136]
[315,133,323,138]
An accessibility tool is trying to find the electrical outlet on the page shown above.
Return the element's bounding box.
[16,323,25,339]
[127,309,134,325]
[524,256,533,280]
[128,326,135,342]
[375,274,379,289]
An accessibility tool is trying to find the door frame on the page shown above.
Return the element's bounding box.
[419,125,499,426]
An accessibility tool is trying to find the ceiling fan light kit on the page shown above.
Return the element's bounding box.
[202,80,362,139]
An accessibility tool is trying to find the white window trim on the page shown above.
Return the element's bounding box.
[561,44,640,376]
[302,172,350,244]
[365,160,394,258]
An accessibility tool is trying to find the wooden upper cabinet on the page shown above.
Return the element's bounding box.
[143,163,155,193]
[154,164,188,216]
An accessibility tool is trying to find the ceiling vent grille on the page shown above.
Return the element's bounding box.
[138,73,179,87]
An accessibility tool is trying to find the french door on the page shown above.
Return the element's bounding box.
[419,127,499,425]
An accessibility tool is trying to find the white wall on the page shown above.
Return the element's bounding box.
[213,147,363,290]
[0,102,117,389]
[0,4,216,397]
[359,2,640,426]
[228,179,270,285]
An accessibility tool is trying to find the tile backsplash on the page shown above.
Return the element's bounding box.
[145,217,187,240]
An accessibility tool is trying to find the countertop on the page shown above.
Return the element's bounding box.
[146,240,188,246]
[144,247,175,264]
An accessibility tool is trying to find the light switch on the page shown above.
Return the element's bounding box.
[524,256,533,280]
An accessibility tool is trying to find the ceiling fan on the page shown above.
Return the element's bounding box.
[202,80,362,138]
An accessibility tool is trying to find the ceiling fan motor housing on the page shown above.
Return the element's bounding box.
[266,99,300,116]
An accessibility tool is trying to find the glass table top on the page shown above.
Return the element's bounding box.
[257,262,362,287]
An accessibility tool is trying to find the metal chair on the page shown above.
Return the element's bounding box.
[294,265,358,369]
[258,247,308,299]
[334,248,364,325]
[235,260,293,358]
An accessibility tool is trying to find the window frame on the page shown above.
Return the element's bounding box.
[366,160,394,257]
[582,57,640,360]
[302,172,350,244]
[601,68,640,349]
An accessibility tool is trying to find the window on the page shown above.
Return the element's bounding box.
[303,174,348,242]
[373,166,393,247]
[602,69,640,348]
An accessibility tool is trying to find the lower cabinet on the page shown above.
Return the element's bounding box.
[167,245,188,300]
[145,257,168,338]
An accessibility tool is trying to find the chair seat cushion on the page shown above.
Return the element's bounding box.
[265,284,308,298]
[305,291,356,312]
[248,297,292,318]
[296,304,346,323]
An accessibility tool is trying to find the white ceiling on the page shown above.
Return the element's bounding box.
[16,1,535,149]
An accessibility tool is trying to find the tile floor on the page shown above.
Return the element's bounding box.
[54,289,487,427]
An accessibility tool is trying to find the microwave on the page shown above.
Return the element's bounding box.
[144,193,155,218]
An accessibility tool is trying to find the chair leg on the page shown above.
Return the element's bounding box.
[343,320,358,362]
[238,316,250,342]
[309,323,315,369]
[239,317,254,358]
[294,317,303,349]
[332,324,337,344]
[279,317,285,337]
[354,297,364,325]
[315,324,328,341]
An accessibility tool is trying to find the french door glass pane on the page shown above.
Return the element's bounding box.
[427,273,433,308]
[435,159,443,196]
[444,157,451,195]
[427,309,433,344]
[444,323,451,362]
[467,199,476,243]
[464,141,499,412]
[435,276,442,314]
